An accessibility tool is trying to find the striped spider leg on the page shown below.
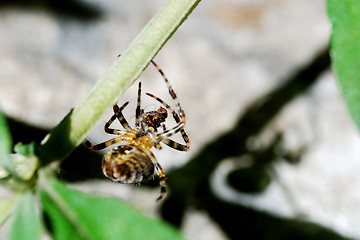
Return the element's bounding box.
[84,59,190,201]
[148,60,190,152]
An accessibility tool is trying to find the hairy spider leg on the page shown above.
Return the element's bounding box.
[104,101,131,134]
[135,82,142,127]
[149,60,190,151]
[83,134,129,151]
[141,146,167,201]
[146,93,190,151]
[156,117,188,151]
[161,122,167,132]
[84,101,134,150]
[112,102,131,130]
[150,60,185,120]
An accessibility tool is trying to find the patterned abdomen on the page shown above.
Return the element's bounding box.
[102,145,154,183]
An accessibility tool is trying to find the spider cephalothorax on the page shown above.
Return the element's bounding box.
[142,107,168,129]
[84,60,190,201]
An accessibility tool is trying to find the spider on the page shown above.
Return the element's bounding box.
[84,60,190,201]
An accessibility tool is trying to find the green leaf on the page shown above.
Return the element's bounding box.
[0,194,21,226]
[9,192,42,240]
[0,110,17,177]
[328,0,360,129]
[39,176,186,240]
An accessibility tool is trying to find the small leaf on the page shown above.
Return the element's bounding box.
[10,153,39,181]
[14,142,37,157]
[39,176,186,240]
[9,192,42,240]
[328,0,360,129]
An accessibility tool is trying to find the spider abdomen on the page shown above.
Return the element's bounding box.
[102,145,154,183]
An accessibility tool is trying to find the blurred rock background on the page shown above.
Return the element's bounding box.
[1,0,359,239]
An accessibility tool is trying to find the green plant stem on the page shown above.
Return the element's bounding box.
[37,0,201,165]
[37,170,92,240]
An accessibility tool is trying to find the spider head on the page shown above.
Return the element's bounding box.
[143,107,168,128]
